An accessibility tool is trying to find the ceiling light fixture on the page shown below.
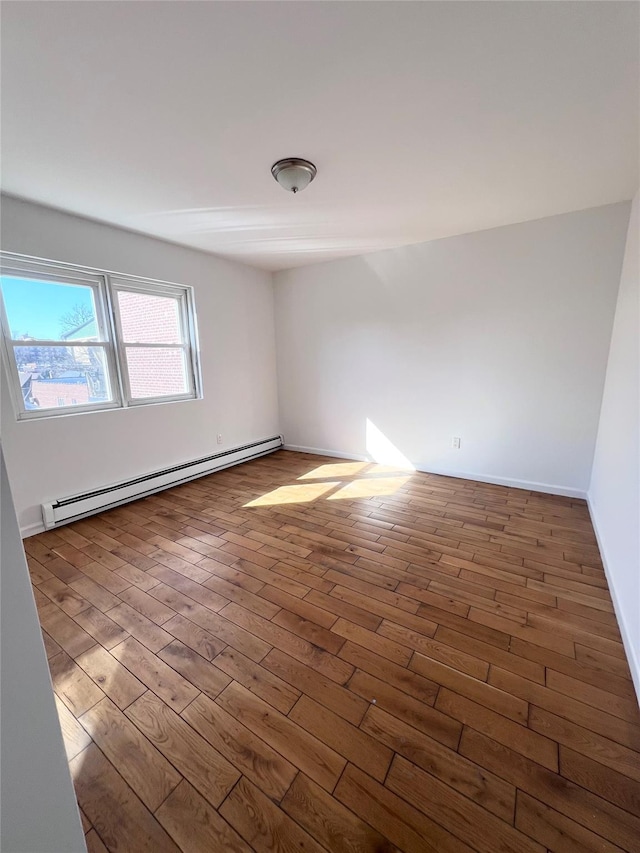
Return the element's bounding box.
[271,157,317,194]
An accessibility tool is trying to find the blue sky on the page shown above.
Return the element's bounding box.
[0,276,95,339]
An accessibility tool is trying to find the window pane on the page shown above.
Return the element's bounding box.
[117,290,182,344]
[1,276,100,342]
[13,345,113,410]
[125,347,189,399]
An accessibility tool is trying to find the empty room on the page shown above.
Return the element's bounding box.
[1,2,638,852]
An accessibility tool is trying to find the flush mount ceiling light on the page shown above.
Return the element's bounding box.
[271,157,317,194]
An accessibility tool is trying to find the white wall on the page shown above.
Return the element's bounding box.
[589,192,639,697]
[275,204,630,496]
[1,446,87,852]
[0,195,280,535]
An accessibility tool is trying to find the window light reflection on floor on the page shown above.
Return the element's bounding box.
[297,461,370,480]
[244,422,415,507]
[244,481,340,507]
[326,475,411,500]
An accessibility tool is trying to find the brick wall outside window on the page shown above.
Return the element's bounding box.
[30,379,89,408]
[118,291,188,398]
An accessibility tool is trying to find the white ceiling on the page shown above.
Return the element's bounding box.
[1,1,638,271]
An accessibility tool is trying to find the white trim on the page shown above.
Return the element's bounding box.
[284,444,370,463]
[21,520,47,539]
[0,248,201,295]
[0,260,121,419]
[586,496,640,704]
[9,339,110,348]
[413,466,587,499]
[283,444,587,498]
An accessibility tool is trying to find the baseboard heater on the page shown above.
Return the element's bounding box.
[41,435,283,530]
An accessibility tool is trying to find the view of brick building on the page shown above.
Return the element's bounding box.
[28,376,90,408]
[117,290,187,398]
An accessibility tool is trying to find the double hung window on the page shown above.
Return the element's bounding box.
[0,253,201,419]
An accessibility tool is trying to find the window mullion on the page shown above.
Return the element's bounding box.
[9,339,112,348]
[176,289,195,396]
[104,275,129,408]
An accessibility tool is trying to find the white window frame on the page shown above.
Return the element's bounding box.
[0,252,202,420]
[110,277,198,407]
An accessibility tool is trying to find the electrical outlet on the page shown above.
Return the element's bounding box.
[452,436,461,449]
[217,434,223,444]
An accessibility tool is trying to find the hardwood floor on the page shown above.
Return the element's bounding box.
[26,450,640,853]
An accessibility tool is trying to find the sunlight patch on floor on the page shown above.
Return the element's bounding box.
[297,461,370,480]
[246,423,414,506]
[366,463,414,475]
[244,481,340,507]
[327,475,411,500]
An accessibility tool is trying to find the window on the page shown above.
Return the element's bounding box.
[0,253,201,419]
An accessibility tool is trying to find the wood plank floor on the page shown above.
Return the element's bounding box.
[26,450,640,853]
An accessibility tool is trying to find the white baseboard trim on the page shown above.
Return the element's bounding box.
[283,444,587,499]
[587,496,640,704]
[21,520,46,539]
[284,444,370,463]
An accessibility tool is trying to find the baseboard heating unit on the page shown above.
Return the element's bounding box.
[41,435,283,530]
